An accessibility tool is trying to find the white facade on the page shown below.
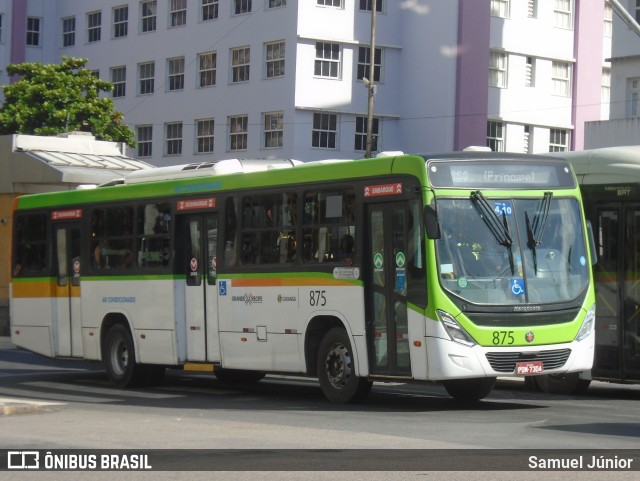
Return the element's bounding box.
[584,0,640,149]
[0,0,615,166]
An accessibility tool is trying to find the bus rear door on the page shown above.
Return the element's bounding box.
[53,221,83,357]
[176,213,220,363]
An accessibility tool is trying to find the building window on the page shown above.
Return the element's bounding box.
[234,0,252,15]
[113,5,128,38]
[0,14,3,43]
[549,128,569,152]
[87,11,102,43]
[196,119,215,153]
[264,112,284,148]
[231,47,250,83]
[355,116,379,152]
[490,0,509,18]
[141,0,157,33]
[318,0,342,7]
[168,57,185,91]
[551,61,571,97]
[265,41,285,78]
[269,0,287,8]
[312,113,337,149]
[201,0,219,21]
[629,78,640,117]
[138,62,155,95]
[229,115,248,151]
[489,50,507,88]
[111,66,126,98]
[487,121,504,152]
[62,16,76,47]
[525,57,535,87]
[527,0,537,18]
[137,125,153,157]
[523,125,532,154]
[315,42,340,78]
[165,122,183,156]
[635,0,640,23]
[553,0,572,29]
[357,47,381,82]
[198,52,217,87]
[604,3,612,37]
[359,0,382,11]
[170,0,187,27]
[26,17,41,46]
[602,68,611,108]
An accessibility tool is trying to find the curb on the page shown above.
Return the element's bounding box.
[1,403,48,416]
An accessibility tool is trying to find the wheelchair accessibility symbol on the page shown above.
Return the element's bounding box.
[510,278,525,296]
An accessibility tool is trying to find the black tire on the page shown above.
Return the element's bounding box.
[103,324,147,388]
[534,373,591,395]
[214,369,266,384]
[443,377,496,402]
[317,328,372,403]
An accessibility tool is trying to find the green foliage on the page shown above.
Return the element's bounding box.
[0,57,135,147]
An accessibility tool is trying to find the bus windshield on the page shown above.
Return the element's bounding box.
[435,195,589,306]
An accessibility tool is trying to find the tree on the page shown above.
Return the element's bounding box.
[0,57,135,147]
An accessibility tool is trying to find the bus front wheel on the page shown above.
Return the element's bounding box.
[103,324,147,388]
[443,377,496,402]
[317,328,372,403]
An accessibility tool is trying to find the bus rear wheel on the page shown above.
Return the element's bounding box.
[317,328,372,403]
[103,324,147,388]
[443,377,496,402]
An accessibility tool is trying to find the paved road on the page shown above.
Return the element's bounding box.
[1,336,639,481]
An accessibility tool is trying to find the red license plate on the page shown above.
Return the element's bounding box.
[515,361,544,375]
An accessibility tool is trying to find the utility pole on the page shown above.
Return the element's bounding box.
[364,0,377,158]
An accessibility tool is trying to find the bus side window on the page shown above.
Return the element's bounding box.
[13,214,48,277]
[137,203,171,269]
[225,197,238,267]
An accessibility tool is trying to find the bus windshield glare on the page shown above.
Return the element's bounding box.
[435,194,589,306]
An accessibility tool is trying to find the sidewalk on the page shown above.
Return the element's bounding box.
[0,336,60,415]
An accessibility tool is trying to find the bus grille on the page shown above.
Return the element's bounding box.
[485,349,571,373]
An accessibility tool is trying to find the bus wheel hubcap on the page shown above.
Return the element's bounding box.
[325,344,352,388]
[111,340,128,376]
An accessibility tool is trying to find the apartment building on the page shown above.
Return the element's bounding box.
[585,0,640,148]
[0,0,612,166]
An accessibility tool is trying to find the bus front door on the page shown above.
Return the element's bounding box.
[365,203,412,377]
[177,213,220,363]
[593,204,640,381]
[53,224,83,357]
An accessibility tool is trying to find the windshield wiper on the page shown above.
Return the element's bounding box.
[470,191,514,275]
[526,191,553,274]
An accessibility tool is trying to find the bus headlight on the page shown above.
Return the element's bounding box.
[575,304,595,342]
[438,310,476,347]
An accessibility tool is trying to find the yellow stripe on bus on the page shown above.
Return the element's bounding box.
[11,281,81,298]
[183,363,215,372]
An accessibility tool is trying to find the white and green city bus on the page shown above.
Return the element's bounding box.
[10,152,596,403]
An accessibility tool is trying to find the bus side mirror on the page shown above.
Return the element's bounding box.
[424,205,441,239]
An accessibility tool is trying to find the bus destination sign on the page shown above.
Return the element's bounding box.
[427,161,574,189]
[177,198,216,211]
[51,209,83,220]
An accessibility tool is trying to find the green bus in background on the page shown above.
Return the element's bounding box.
[10,151,595,403]
[532,146,640,394]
